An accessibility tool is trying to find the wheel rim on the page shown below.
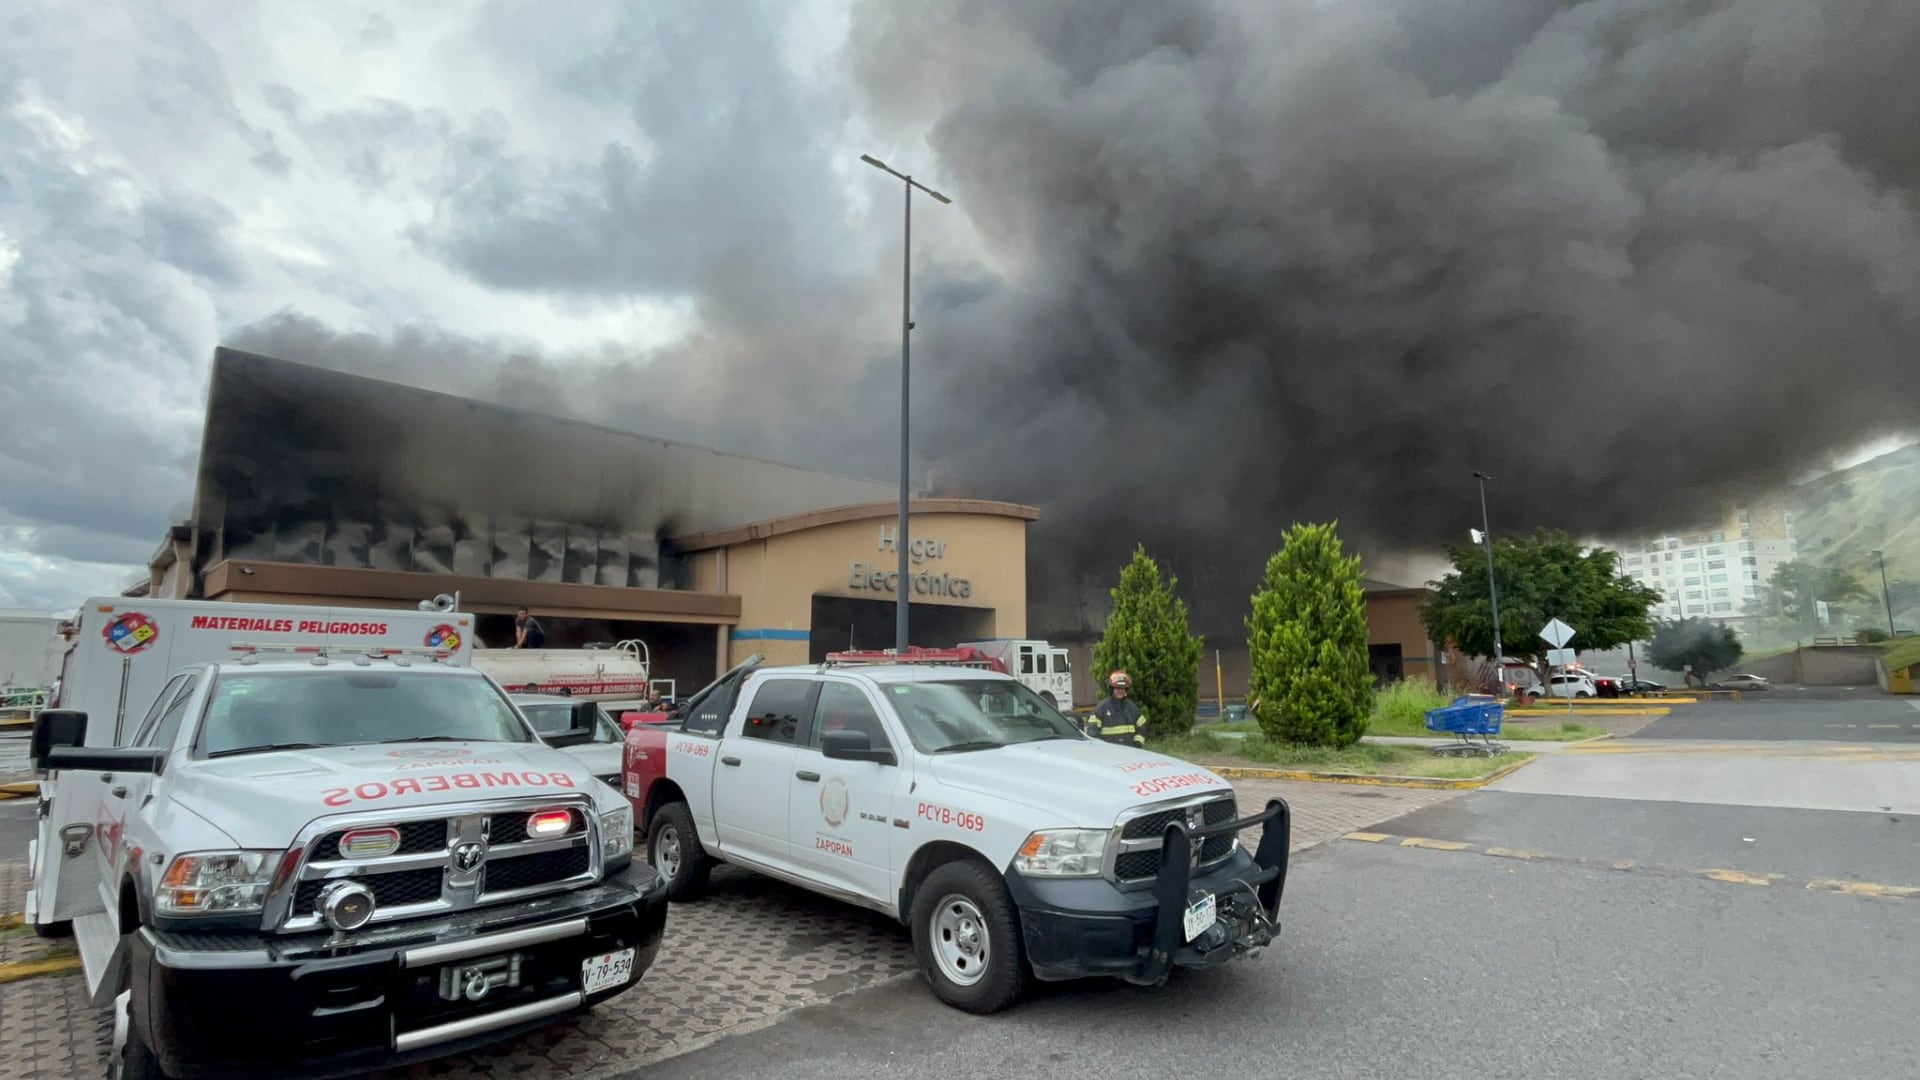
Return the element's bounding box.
[655,823,682,882]
[929,893,990,988]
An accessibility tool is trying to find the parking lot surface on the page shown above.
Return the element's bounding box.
[0,777,1454,1078]
[634,786,1920,1080]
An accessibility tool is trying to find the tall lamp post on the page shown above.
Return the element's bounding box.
[1472,471,1505,695]
[1873,549,1895,636]
[861,153,952,652]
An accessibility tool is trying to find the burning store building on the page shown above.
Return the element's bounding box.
[138,348,1038,686]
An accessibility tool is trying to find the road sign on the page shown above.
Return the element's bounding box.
[1538,618,1576,648]
[1546,648,1577,666]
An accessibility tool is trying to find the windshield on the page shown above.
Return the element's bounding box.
[882,678,1084,754]
[197,670,535,757]
[518,701,622,743]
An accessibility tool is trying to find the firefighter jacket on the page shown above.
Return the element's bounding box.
[1087,696,1146,746]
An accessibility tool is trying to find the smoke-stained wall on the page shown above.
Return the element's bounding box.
[190,349,899,588]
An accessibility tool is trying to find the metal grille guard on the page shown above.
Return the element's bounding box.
[1136,796,1291,984]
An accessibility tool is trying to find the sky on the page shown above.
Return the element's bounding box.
[4,0,1917,624]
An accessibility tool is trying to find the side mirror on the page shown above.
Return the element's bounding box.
[31,709,88,770]
[821,729,895,765]
[543,700,602,748]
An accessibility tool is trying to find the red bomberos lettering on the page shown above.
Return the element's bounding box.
[916,802,986,832]
[1131,772,1223,798]
[322,771,576,806]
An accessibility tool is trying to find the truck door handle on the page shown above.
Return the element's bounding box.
[721,756,741,767]
[795,770,820,783]
[111,786,127,799]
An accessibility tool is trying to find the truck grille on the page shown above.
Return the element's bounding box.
[1110,794,1238,886]
[270,796,601,933]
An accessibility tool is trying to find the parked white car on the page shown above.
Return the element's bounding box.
[1540,673,1597,699]
[512,693,629,787]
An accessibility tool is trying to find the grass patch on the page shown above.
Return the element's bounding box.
[1147,732,1530,780]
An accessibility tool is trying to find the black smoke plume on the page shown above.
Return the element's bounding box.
[226,0,1920,645]
[848,0,1920,638]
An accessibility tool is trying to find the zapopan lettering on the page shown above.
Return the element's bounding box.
[322,771,576,806]
[815,835,855,859]
[1116,759,1176,774]
[916,802,986,832]
[1131,772,1224,798]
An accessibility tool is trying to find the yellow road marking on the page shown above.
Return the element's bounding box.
[0,954,82,985]
[1400,837,1471,851]
[1338,834,1916,901]
[1699,869,1781,886]
[1807,879,1920,900]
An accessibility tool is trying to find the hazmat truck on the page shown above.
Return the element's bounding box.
[25,596,663,1078]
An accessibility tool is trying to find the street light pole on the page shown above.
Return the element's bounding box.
[1873,549,1895,636]
[1474,471,1505,694]
[861,153,952,653]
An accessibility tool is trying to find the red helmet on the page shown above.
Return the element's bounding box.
[1108,670,1131,690]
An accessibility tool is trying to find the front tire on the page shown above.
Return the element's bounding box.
[647,801,712,901]
[910,860,1029,1014]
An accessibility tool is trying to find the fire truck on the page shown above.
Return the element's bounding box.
[957,638,1076,711]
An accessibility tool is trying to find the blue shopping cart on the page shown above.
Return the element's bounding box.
[1423,694,1508,756]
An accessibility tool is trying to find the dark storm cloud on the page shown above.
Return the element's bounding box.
[832,0,1920,637]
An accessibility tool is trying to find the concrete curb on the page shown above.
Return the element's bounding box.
[0,782,36,801]
[1210,755,1536,790]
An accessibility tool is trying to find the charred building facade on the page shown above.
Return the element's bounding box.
[143,349,1038,687]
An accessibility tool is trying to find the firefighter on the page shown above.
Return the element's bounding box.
[1087,670,1146,746]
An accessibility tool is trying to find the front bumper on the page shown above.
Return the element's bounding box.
[1005,798,1291,984]
[129,861,668,1080]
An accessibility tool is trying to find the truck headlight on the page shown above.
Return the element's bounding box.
[156,850,286,916]
[1013,829,1108,877]
[599,804,634,860]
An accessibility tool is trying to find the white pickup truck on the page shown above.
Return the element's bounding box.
[623,656,1292,1013]
[30,648,665,1080]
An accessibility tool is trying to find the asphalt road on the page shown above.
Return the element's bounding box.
[625,789,1918,1080]
[0,797,35,858]
[1637,693,1920,742]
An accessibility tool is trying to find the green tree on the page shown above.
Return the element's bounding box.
[1645,618,1744,683]
[1754,560,1872,632]
[1245,522,1373,748]
[1090,544,1204,738]
[1420,528,1663,666]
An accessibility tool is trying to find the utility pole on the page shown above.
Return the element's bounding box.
[1473,471,1505,695]
[1873,549,1895,636]
[861,153,952,652]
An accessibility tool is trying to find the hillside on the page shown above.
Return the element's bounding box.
[1789,441,1920,597]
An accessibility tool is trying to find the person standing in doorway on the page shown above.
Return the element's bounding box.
[514,607,546,649]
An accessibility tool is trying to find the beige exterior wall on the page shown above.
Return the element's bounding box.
[709,510,1031,668]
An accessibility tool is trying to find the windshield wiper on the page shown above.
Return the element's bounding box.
[375,735,475,744]
[206,742,325,759]
[931,740,1007,754]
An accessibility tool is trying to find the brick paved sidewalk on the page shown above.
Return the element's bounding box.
[0,777,1460,1078]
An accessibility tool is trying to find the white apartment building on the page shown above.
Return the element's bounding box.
[1617,503,1798,622]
